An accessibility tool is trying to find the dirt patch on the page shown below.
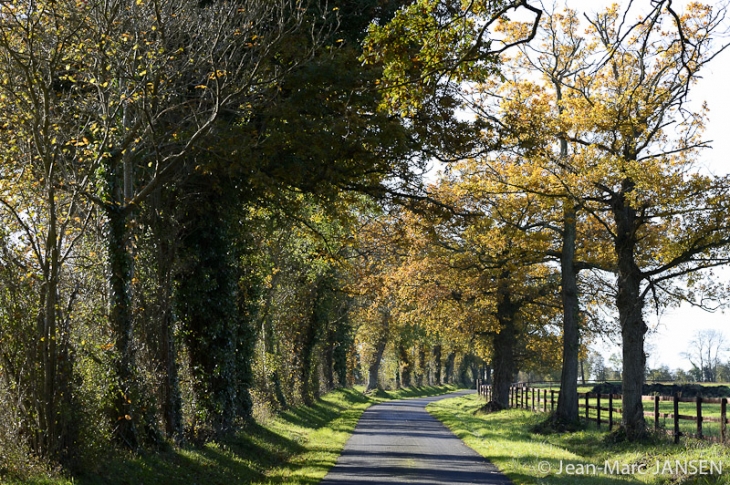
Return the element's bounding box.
[475,401,506,414]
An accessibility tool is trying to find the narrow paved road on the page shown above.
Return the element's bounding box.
[320,390,512,485]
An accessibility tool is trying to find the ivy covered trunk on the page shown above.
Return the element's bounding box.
[332,317,352,388]
[176,199,238,435]
[174,175,255,434]
[323,327,336,391]
[299,288,321,406]
[106,204,139,448]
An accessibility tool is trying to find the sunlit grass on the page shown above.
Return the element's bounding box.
[1,385,460,485]
[428,393,730,485]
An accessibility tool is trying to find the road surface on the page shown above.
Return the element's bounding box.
[320,390,512,485]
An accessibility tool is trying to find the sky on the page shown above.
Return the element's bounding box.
[561,0,730,371]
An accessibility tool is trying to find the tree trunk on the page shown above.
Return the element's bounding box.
[492,278,518,407]
[151,200,183,441]
[38,183,60,457]
[333,322,350,388]
[324,326,336,391]
[556,200,580,424]
[399,344,412,387]
[299,302,320,406]
[432,343,442,385]
[365,338,386,392]
[614,180,648,440]
[491,330,515,407]
[444,352,456,384]
[416,347,426,386]
[107,204,139,449]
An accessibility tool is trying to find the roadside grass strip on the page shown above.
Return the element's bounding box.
[2,385,458,485]
[427,393,730,485]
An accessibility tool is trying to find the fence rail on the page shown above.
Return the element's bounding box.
[475,380,730,444]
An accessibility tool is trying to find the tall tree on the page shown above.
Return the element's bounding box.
[568,2,730,439]
[481,7,614,426]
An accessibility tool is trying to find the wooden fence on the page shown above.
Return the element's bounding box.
[475,381,730,444]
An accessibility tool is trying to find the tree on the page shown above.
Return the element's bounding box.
[380,175,564,407]
[471,7,617,425]
[493,1,730,439]
[571,3,730,439]
[0,0,334,449]
[682,330,727,382]
[646,365,673,382]
[0,0,102,460]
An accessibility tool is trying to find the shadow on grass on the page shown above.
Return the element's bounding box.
[72,388,375,485]
[280,399,346,430]
[75,420,305,485]
[66,386,461,485]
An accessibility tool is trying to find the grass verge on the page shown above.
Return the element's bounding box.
[428,393,730,485]
[2,385,459,485]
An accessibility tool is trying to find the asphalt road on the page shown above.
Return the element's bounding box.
[320,390,512,485]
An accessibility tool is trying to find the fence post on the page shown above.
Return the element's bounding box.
[609,394,613,430]
[522,386,526,410]
[696,396,703,439]
[543,389,547,413]
[654,395,659,432]
[531,387,535,411]
[722,398,727,443]
[551,390,555,412]
[674,394,680,444]
[585,393,589,423]
[597,393,601,428]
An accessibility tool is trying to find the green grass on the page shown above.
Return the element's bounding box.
[428,393,730,485]
[1,385,460,485]
[515,392,728,441]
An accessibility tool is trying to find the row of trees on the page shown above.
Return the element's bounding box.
[360,0,730,440]
[2,0,730,477]
[0,0,503,475]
